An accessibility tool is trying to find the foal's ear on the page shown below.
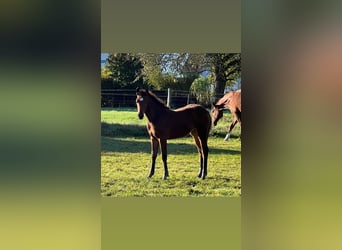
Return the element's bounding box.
[136,87,147,96]
[136,87,145,96]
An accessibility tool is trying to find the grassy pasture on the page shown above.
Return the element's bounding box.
[101,107,241,197]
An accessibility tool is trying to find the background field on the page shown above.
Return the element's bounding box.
[101,108,241,197]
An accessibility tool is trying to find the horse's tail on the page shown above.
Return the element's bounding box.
[207,109,212,134]
[191,105,212,137]
[203,107,212,137]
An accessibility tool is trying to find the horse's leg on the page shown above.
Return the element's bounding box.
[190,129,204,178]
[224,118,238,141]
[159,139,169,180]
[236,110,241,124]
[198,134,209,180]
[148,137,159,178]
[236,109,242,139]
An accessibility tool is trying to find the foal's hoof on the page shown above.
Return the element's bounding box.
[224,133,230,141]
[198,173,207,180]
[162,175,168,180]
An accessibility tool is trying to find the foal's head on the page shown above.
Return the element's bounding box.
[211,104,224,126]
[136,88,149,119]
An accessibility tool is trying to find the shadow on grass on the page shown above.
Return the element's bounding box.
[102,122,148,138]
[102,136,241,155]
[210,131,241,139]
[210,125,241,139]
[102,121,241,139]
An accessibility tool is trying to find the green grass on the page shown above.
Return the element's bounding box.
[101,107,146,126]
[101,108,241,197]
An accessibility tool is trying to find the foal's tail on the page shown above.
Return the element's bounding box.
[201,107,212,139]
[206,109,212,136]
[191,105,212,138]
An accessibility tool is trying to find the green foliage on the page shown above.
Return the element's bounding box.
[101,108,241,197]
[206,53,241,98]
[103,53,144,89]
[190,76,213,106]
[144,66,163,88]
[101,67,111,79]
[207,53,241,83]
[222,53,241,85]
[139,53,203,90]
[145,66,176,90]
[101,53,240,93]
[140,53,240,93]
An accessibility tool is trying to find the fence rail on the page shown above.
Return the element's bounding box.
[101,89,197,108]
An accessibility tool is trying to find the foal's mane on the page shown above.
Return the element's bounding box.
[143,89,169,109]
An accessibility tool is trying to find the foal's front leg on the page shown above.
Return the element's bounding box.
[224,118,238,141]
[148,137,159,178]
[159,139,169,180]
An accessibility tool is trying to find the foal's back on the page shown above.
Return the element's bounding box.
[176,104,211,134]
[224,90,241,112]
[151,104,211,140]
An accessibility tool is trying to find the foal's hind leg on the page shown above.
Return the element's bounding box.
[159,139,169,180]
[148,137,159,178]
[198,135,209,180]
[190,129,204,178]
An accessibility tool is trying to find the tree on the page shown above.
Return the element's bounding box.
[190,76,213,106]
[207,53,241,101]
[104,53,144,89]
[102,53,241,94]
[139,53,240,98]
[139,53,207,90]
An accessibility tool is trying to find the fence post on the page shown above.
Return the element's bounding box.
[167,88,171,107]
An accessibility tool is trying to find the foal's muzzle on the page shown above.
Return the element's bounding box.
[138,113,144,119]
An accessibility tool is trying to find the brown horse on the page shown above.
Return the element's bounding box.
[136,88,212,180]
[212,89,241,141]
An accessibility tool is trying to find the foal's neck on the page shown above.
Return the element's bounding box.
[145,100,169,123]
